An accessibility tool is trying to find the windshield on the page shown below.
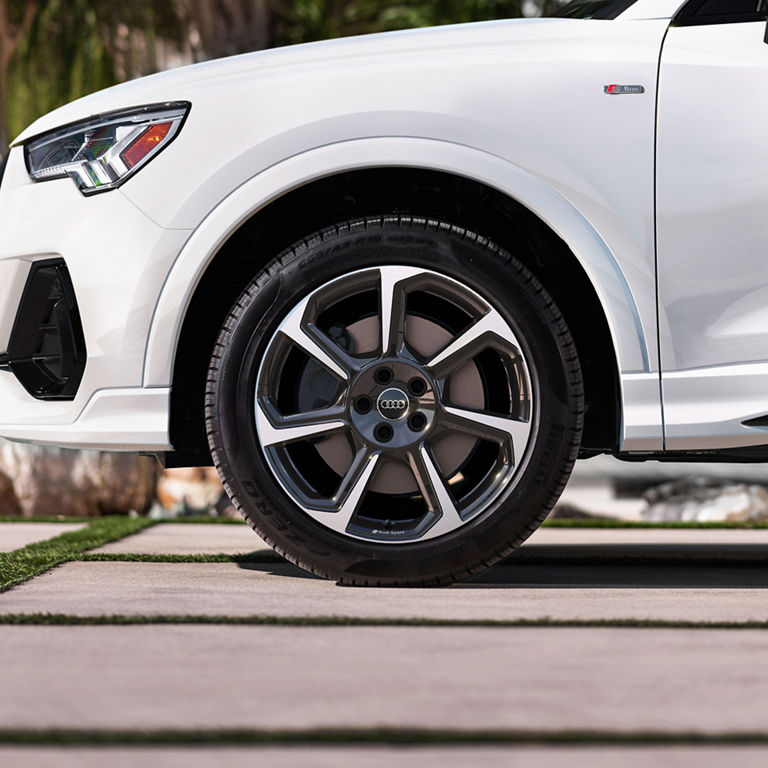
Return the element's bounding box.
[549,0,638,18]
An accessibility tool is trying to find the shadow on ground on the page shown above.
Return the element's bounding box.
[237,543,768,589]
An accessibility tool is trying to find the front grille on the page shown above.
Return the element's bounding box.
[0,259,87,400]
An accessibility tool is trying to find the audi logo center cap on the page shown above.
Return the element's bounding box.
[377,388,409,420]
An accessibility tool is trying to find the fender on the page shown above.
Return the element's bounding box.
[142,137,662,450]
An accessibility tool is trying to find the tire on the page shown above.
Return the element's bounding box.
[206,216,583,586]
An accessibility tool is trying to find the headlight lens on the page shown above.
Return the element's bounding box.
[24,102,189,195]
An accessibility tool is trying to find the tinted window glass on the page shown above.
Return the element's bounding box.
[550,0,636,19]
[677,0,767,21]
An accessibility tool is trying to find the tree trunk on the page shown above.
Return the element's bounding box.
[173,0,270,60]
[0,0,37,147]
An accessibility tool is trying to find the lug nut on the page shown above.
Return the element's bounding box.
[408,413,427,432]
[408,377,427,396]
[354,396,372,414]
[374,423,394,442]
[374,367,394,385]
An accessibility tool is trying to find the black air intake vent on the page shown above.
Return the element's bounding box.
[0,259,87,400]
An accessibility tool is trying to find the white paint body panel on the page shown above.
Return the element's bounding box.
[0,258,30,353]
[657,20,768,449]
[0,389,172,451]
[0,0,765,455]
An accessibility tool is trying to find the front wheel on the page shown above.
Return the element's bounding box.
[206,217,583,585]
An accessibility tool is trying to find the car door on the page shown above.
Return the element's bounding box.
[657,0,768,450]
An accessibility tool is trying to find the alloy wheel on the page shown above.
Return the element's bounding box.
[254,265,535,543]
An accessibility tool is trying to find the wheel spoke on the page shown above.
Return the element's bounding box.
[278,296,351,380]
[379,266,423,355]
[426,308,523,377]
[408,445,464,535]
[318,449,381,533]
[256,401,348,447]
[442,405,531,464]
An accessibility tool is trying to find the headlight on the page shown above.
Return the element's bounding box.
[24,102,189,195]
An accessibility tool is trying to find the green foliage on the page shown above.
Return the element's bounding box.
[272,0,529,45]
[5,0,181,139]
[7,2,110,139]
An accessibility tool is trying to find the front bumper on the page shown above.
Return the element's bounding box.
[0,146,190,450]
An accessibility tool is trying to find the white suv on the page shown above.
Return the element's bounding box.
[1,0,767,584]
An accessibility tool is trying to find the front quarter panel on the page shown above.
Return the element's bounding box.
[143,137,662,451]
[133,18,668,450]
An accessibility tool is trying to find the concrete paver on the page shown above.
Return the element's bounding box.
[2,625,768,732]
[7,522,768,753]
[0,523,86,553]
[2,560,766,621]
[89,521,768,556]
[92,522,270,555]
[2,747,767,768]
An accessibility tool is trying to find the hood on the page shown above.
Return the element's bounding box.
[14,17,562,144]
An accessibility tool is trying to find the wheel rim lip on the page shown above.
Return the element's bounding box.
[253,264,537,545]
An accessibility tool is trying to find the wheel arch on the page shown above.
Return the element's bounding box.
[143,139,649,462]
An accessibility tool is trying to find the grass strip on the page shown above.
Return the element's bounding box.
[78,551,282,564]
[0,517,155,593]
[2,613,768,629]
[0,515,245,525]
[542,518,768,529]
[2,728,768,747]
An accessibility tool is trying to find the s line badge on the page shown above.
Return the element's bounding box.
[604,84,645,95]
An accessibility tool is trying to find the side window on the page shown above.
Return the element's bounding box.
[676,0,768,24]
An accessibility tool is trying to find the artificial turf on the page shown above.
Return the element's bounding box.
[1,727,768,746]
[1,613,768,630]
[542,518,768,529]
[0,516,155,593]
[78,551,282,564]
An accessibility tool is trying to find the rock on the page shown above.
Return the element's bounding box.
[0,438,159,518]
[156,467,231,516]
[641,476,768,523]
[0,466,21,516]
